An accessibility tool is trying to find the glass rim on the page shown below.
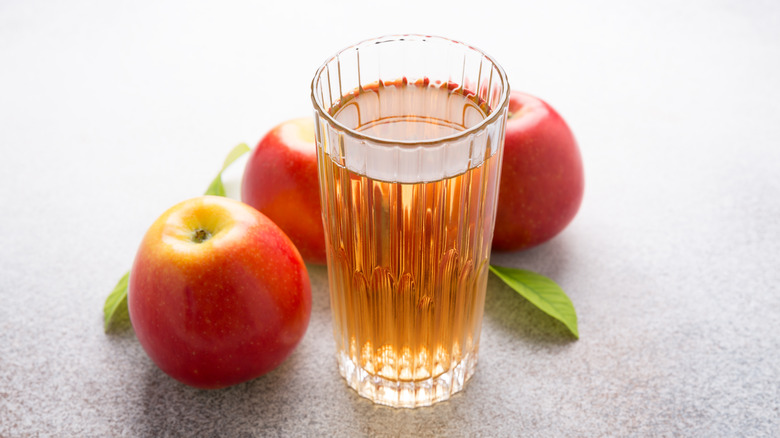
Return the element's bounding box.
[310,34,510,147]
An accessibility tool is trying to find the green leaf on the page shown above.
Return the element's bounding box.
[220,143,251,172]
[103,271,131,333]
[204,143,250,196]
[489,265,579,339]
[104,143,252,334]
[204,175,226,197]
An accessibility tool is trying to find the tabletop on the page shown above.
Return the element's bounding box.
[2,1,779,436]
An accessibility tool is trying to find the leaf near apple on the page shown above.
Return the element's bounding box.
[492,91,585,251]
[127,196,311,389]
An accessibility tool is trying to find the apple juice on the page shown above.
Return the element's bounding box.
[316,78,505,407]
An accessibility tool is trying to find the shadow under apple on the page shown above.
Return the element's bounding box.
[131,337,314,435]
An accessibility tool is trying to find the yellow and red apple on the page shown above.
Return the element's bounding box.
[241,117,326,264]
[127,196,311,389]
[492,91,584,251]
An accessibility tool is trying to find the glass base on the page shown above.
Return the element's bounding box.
[337,350,479,408]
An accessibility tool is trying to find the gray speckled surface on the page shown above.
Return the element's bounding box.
[2,1,779,436]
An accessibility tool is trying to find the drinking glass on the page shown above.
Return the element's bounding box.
[311,34,509,408]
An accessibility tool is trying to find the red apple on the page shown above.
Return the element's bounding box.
[241,117,326,264]
[492,91,584,251]
[127,196,311,389]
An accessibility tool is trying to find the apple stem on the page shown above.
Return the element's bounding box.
[192,229,211,243]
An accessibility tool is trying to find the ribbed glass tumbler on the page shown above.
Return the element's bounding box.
[311,35,510,408]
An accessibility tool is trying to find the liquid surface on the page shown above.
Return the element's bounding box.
[332,79,488,142]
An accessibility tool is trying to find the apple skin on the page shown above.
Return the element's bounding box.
[241,117,326,264]
[492,91,584,251]
[127,196,311,389]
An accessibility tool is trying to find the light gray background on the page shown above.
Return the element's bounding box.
[2,1,779,436]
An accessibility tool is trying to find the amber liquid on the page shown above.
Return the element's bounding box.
[317,80,503,406]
